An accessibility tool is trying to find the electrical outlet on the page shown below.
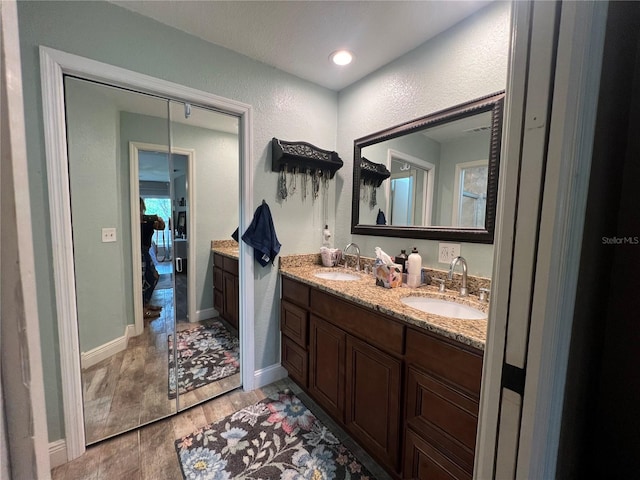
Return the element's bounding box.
[102,227,117,243]
[438,242,460,263]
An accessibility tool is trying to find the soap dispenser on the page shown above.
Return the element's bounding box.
[395,249,408,272]
[322,225,332,248]
[407,247,422,288]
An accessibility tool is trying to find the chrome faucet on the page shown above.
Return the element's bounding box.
[343,242,361,271]
[448,256,468,297]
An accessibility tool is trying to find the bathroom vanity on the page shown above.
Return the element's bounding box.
[279,257,488,480]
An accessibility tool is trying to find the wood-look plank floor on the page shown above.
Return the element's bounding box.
[82,278,241,444]
[52,378,392,480]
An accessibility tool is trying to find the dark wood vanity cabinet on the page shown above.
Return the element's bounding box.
[403,328,483,480]
[279,276,483,479]
[281,277,404,474]
[213,253,239,330]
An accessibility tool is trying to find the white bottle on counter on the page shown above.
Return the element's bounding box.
[322,225,332,248]
[407,247,422,288]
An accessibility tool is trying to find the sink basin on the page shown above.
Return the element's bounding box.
[401,296,487,320]
[313,271,360,281]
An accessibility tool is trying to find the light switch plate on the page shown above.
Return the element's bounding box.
[102,227,117,243]
[438,242,460,263]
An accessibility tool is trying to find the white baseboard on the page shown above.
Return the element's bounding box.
[49,439,67,469]
[80,324,135,369]
[253,363,288,388]
[193,307,217,322]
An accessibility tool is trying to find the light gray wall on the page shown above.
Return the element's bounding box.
[18,0,336,442]
[66,79,130,352]
[336,1,511,276]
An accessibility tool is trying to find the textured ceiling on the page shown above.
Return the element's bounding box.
[109,0,493,91]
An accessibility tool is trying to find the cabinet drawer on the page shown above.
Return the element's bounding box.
[403,428,470,480]
[405,365,478,470]
[213,253,224,268]
[282,277,310,307]
[282,336,308,387]
[223,256,239,275]
[213,266,223,291]
[310,289,404,356]
[406,328,482,397]
[281,300,308,347]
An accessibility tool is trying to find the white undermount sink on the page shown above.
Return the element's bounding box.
[401,296,487,320]
[313,271,360,281]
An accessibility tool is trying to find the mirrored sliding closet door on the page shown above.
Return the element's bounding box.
[64,77,241,445]
[167,100,241,412]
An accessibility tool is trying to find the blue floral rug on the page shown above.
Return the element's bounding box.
[168,321,239,399]
[175,392,377,479]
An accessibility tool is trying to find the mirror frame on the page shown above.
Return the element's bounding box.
[351,91,505,244]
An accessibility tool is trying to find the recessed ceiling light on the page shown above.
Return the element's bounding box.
[330,50,353,66]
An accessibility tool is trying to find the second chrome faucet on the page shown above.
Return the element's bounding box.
[448,256,468,297]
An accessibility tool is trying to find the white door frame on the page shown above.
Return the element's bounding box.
[385,148,434,226]
[131,142,196,334]
[476,1,608,478]
[1,1,51,477]
[40,46,254,461]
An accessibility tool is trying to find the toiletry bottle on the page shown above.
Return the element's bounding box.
[395,249,407,272]
[407,247,422,288]
[322,225,332,248]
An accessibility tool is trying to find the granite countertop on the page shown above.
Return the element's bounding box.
[279,254,488,350]
[211,239,239,259]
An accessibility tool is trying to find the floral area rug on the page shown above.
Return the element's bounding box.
[168,321,239,399]
[175,392,377,480]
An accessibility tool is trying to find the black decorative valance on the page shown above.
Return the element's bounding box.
[359,157,390,187]
[271,138,343,179]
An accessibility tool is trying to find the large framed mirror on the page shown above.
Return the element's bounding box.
[351,91,504,243]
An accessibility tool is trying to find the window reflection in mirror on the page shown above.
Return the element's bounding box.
[453,161,488,228]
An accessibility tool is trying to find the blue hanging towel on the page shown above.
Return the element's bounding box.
[241,200,282,267]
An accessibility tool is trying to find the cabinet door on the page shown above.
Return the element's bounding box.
[403,428,470,480]
[309,315,345,422]
[223,271,239,330]
[345,335,402,472]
